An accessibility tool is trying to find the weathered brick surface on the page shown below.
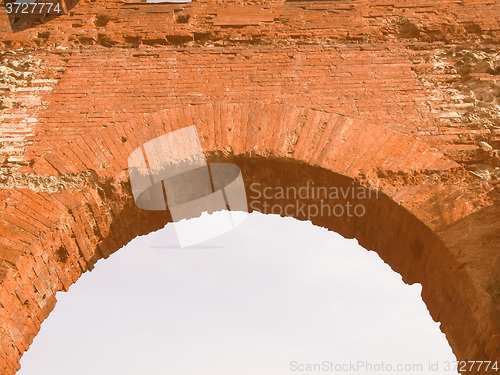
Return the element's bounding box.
[0,0,499,373]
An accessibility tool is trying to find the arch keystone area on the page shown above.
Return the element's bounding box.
[0,103,498,374]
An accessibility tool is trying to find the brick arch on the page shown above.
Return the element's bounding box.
[0,103,499,374]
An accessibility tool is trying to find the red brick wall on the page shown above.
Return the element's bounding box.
[0,0,499,373]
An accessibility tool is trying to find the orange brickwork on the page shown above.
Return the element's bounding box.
[0,0,499,373]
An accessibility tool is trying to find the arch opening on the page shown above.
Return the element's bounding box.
[56,156,487,360]
[18,211,458,375]
[1,103,498,374]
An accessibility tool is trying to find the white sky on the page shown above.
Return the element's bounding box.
[18,212,458,375]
